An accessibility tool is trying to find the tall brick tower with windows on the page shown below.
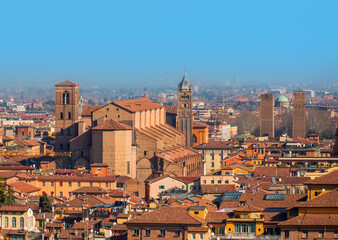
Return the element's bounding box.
[293,90,306,138]
[177,73,193,147]
[260,93,274,137]
[55,80,79,152]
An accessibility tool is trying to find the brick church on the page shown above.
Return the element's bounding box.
[54,74,203,196]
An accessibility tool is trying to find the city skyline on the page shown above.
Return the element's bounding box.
[1,1,338,88]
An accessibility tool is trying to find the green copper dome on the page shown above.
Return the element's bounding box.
[276,95,289,103]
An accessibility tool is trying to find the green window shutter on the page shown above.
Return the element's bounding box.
[235,224,240,233]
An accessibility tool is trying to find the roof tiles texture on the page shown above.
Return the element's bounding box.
[92,119,132,130]
[125,207,206,225]
[113,97,164,113]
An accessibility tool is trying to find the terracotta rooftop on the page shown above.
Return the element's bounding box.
[113,97,164,113]
[55,80,79,87]
[305,170,338,185]
[70,186,108,194]
[219,200,240,210]
[72,220,101,230]
[193,121,209,129]
[239,190,307,209]
[164,105,177,115]
[206,212,230,223]
[297,189,338,208]
[125,206,206,225]
[2,135,14,141]
[92,119,132,130]
[234,205,263,212]
[201,184,236,194]
[8,181,40,193]
[81,105,102,117]
[253,166,291,178]
[15,139,42,147]
[278,213,338,226]
[0,205,30,212]
[194,140,235,150]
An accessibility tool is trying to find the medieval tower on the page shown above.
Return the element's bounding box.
[293,90,306,138]
[55,80,79,152]
[177,73,193,147]
[260,93,275,138]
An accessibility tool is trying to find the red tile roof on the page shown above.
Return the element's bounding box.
[239,190,307,209]
[8,181,40,193]
[70,186,108,194]
[219,201,240,210]
[113,97,164,113]
[201,184,236,194]
[0,205,29,212]
[206,212,230,223]
[234,205,263,212]
[92,119,132,130]
[81,105,102,117]
[193,121,209,129]
[194,140,235,150]
[164,105,177,115]
[297,189,338,208]
[253,166,291,178]
[305,170,338,185]
[55,80,79,87]
[278,213,338,226]
[125,206,206,225]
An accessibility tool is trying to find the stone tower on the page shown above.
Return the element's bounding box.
[55,80,79,151]
[260,93,274,137]
[293,90,306,138]
[177,73,193,147]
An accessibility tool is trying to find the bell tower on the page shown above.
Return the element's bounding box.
[55,80,79,151]
[177,73,193,147]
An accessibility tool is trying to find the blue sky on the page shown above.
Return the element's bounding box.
[0,1,337,88]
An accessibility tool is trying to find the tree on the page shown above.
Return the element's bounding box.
[306,110,336,139]
[233,111,260,136]
[39,194,52,212]
[0,177,15,206]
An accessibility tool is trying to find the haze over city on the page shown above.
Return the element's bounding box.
[1,0,338,89]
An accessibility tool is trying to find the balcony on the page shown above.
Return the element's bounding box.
[211,233,281,240]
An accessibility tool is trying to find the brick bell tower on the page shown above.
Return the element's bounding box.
[177,72,193,147]
[55,80,79,152]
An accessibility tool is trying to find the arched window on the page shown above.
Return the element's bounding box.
[4,217,8,227]
[60,112,63,120]
[20,217,24,228]
[12,217,16,227]
[60,143,63,150]
[61,129,64,135]
[62,92,70,104]
[193,134,197,143]
[68,112,71,119]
